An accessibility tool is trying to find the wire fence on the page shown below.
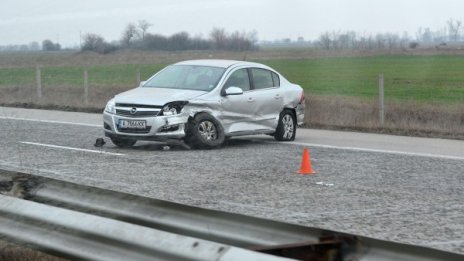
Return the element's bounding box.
[0,64,463,137]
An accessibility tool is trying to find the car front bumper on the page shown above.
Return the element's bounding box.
[103,111,189,141]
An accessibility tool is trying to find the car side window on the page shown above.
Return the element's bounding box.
[251,68,274,89]
[271,72,280,87]
[223,69,250,91]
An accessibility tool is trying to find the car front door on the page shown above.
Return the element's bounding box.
[219,68,260,133]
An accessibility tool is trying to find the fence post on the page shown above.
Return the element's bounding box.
[36,65,42,100]
[83,67,89,106]
[378,74,385,126]
[136,66,141,86]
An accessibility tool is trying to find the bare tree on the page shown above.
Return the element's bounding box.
[422,28,433,43]
[168,32,190,50]
[42,39,60,51]
[138,20,152,41]
[375,34,385,49]
[210,27,227,49]
[191,33,210,50]
[143,33,168,50]
[81,33,116,54]
[433,27,447,43]
[121,23,138,47]
[247,30,258,45]
[228,31,252,51]
[318,32,331,49]
[385,33,399,49]
[337,33,351,49]
[400,32,410,49]
[447,19,462,41]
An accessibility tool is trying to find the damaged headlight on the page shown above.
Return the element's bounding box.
[104,99,116,114]
[160,101,188,116]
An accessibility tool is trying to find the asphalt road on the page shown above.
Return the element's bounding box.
[1,106,464,254]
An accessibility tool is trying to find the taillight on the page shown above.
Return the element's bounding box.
[299,92,305,104]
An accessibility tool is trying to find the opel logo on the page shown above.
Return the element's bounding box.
[130,107,137,114]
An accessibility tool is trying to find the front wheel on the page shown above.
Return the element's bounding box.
[110,137,137,147]
[274,110,296,141]
[185,113,225,149]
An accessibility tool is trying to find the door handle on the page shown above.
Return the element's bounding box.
[247,97,255,102]
[274,94,281,99]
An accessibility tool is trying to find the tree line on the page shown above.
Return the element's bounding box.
[1,18,463,52]
[314,18,464,50]
[81,20,258,54]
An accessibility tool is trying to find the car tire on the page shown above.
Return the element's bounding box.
[274,110,296,141]
[185,113,225,149]
[110,137,137,147]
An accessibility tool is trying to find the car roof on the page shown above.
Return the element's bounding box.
[174,59,268,69]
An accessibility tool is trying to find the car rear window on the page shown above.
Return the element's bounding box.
[251,68,276,89]
[271,72,280,87]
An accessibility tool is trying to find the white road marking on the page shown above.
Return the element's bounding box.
[315,181,334,186]
[0,116,100,127]
[283,141,464,161]
[20,141,125,156]
[2,115,463,160]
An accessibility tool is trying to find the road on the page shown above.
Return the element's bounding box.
[1,106,464,254]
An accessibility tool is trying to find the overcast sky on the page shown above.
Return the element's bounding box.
[1,0,463,47]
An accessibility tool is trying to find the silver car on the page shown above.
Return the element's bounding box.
[103,60,305,149]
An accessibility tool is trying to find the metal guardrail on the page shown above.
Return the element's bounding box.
[0,169,463,261]
[0,195,292,261]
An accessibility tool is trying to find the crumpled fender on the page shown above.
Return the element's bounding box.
[181,100,222,121]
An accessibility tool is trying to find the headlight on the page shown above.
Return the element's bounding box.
[162,105,178,116]
[104,99,116,114]
[161,101,188,116]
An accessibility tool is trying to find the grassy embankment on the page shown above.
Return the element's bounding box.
[0,51,463,138]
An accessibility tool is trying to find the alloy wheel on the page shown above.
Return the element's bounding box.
[282,114,294,139]
[198,120,217,141]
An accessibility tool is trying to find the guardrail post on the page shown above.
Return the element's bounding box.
[378,73,385,126]
[84,67,89,106]
[136,66,141,86]
[36,65,42,101]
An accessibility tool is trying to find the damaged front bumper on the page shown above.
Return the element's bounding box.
[103,111,189,141]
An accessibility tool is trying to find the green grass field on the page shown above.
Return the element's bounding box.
[0,64,166,88]
[264,55,464,103]
[1,54,464,104]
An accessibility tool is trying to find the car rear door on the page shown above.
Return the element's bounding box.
[247,68,283,130]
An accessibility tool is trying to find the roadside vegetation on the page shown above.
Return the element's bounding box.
[2,53,464,103]
[0,240,66,261]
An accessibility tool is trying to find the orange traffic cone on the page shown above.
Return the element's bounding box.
[298,147,316,175]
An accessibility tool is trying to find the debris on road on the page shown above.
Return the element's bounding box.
[94,138,106,147]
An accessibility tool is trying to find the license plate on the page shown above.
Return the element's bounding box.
[118,119,146,129]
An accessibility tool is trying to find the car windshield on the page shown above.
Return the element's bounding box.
[143,65,225,91]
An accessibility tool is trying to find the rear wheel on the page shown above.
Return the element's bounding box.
[110,137,137,147]
[274,110,296,141]
[185,113,225,149]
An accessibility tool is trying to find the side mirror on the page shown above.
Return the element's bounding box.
[224,86,243,96]
[139,81,147,87]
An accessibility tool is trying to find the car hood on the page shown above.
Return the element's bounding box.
[114,87,208,106]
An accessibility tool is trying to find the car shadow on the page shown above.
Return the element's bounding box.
[105,137,274,152]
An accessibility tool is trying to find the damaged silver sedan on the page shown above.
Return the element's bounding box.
[103,60,305,148]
